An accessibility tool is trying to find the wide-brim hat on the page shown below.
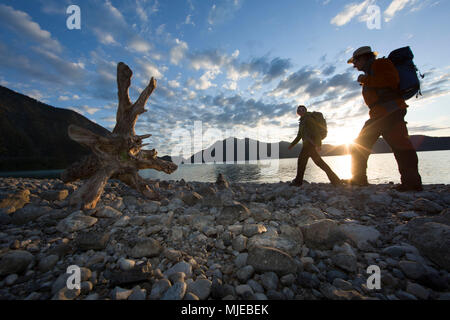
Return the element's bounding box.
[347,46,378,64]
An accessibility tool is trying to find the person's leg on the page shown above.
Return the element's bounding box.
[309,143,341,185]
[382,110,422,190]
[293,142,312,184]
[350,118,382,185]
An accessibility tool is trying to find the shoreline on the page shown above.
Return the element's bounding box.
[0,177,449,300]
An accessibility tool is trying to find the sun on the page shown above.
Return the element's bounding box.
[327,126,358,146]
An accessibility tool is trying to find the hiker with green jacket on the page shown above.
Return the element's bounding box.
[288,105,341,186]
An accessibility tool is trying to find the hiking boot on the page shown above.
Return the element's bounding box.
[394,184,423,192]
[290,178,303,187]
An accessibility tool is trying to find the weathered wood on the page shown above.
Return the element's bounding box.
[62,62,177,210]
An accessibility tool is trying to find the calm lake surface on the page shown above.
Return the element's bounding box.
[140,150,450,185]
[1,150,449,185]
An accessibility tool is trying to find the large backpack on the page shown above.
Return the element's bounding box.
[388,46,424,100]
[308,111,327,141]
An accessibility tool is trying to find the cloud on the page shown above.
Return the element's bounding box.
[127,37,153,53]
[0,4,63,53]
[208,0,244,26]
[168,80,180,88]
[330,0,374,26]
[384,0,412,22]
[170,39,189,65]
[93,28,118,45]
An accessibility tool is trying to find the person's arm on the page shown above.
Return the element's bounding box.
[358,59,400,88]
[289,121,303,148]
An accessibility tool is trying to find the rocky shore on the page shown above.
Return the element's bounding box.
[0,176,449,300]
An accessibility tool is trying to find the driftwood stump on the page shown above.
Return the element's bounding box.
[61,62,177,210]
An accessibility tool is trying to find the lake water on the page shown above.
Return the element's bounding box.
[139,150,450,185]
[1,150,449,185]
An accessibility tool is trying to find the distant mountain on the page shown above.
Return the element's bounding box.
[0,86,171,171]
[183,135,450,164]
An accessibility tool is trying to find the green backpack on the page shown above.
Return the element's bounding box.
[308,111,327,141]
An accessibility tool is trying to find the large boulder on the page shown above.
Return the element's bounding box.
[0,189,30,213]
[0,250,34,276]
[337,223,380,250]
[405,212,450,271]
[56,211,98,233]
[300,219,344,250]
[247,246,297,275]
[217,201,251,225]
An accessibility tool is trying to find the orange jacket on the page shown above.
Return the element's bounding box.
[359,58,408,119]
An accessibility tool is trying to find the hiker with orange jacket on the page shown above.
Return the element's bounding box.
[346,46,422,191]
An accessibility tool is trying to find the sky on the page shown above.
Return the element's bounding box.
[0,0,449,158]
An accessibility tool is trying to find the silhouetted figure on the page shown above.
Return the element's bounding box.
[289,105,341,186]
[346,46,422,191]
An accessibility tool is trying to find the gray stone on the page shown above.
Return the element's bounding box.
[181,192,203,206]
[187,279,212,300]
[399,260,426,280]
[111,287,133,300]
[0,250,34,276]
[297,272,320,289]
[232,234,248,252]
[396,290,418,300]
[247,234,301,256]
[332,243,357,273]
[242,224,267,237]
[11,205,52,225]
[161,281,187,300]
[300,219,343,250]
[41,190,69,201]
[56,211,98,233]
[38,254,59,273]
[413,198,443,214]
[294,207,326,225]
[338,223,380,250]
[75,232,110,251]
[165,261,193,278]
[211,278,225,300]
[406,282,429,299]
[57,287,81,300]
[247,279,264,293]
[280,274,296,286]
[150,279,171,299]
[106,262,152,285]
[407,221,450,271]
[4,273,18,286]
[184,292,200,300]
[118,257,136,271]
[168,272,186,283]
[130,239,162,258]
[235,284,253,296]
[234,253,248,268]
[95,206,122,218]
[141,201,160,214]
[128,286,147,300]
[217,202,251,225]
[332,278,353,291]
[247,246,297,275]
[236,265,255,282]
[260,272,279,291]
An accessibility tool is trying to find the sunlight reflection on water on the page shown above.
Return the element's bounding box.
[139,150,450,185]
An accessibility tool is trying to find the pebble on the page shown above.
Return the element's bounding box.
[1,177,449,301]
[161,282,187,300]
